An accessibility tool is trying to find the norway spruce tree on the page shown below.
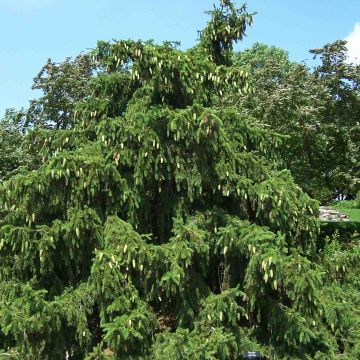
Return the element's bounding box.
[1,2,358,359]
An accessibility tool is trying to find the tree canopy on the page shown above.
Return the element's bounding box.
[27,54,95,130]
[232,41,360,202]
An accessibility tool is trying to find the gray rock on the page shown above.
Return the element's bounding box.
[318,206,350,222]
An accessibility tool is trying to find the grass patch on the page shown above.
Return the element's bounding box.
[329,200,360,222]
[338,208,360,222]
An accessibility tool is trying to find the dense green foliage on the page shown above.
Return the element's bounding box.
[0,109,39,181]
[27,54,95,129]
[232,42,360,202]
[0,1,359,359]
[0,109,26,180]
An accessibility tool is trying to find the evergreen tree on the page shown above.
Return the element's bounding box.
[0,2,358,359]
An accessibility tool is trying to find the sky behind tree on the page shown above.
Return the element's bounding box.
[1,0,359,117]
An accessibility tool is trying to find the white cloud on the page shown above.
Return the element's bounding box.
[345,22,360,64]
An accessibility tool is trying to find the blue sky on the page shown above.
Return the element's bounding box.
[1,0,359,117]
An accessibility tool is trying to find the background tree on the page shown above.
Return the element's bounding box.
[0,109,40,181]
[232,41,360,202]
[310,40,360,200]
[0,55,96,189]
[0,109,26,180]
[27,54,95,129]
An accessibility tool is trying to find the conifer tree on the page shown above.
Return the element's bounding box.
[0,2,358,359]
